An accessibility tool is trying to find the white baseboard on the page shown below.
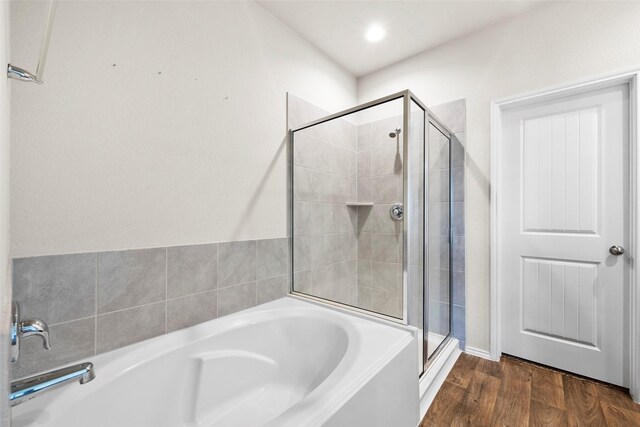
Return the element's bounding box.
[418,338,461,423]
[465,346,497,361]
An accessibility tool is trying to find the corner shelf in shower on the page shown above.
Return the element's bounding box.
[345,202,373,207]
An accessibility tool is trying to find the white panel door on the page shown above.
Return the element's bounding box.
[501,84,629,386]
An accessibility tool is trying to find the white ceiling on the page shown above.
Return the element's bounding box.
[257,0,545,77]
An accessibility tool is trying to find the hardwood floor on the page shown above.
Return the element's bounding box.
[420,353,640,426]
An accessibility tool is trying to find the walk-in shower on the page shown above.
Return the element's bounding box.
[289,90,454,373]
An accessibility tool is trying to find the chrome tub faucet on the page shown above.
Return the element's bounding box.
[10,302,50,363]
[9,302,95,406]
[10,362,95,406]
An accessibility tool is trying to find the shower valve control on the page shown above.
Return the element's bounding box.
[390,203,404,222]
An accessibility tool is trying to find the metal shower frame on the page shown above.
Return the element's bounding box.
[288,90,455,368]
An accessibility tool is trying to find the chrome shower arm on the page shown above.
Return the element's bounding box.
[7,0,57,84]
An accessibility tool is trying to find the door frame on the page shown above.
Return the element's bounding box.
[490,68,640,401]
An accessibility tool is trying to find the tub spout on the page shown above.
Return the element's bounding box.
[10,362,95,407]
[79,364,96,384]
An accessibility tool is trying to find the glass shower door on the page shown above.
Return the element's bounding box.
[425,122,452,361]
[290,96,406,319]
[288,90,454,374]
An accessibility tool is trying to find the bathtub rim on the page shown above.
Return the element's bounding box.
[287,293,418,335]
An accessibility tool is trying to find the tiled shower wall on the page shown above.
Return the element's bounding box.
[12,238,289,378]
[355,117,404,318]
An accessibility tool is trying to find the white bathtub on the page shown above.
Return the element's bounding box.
[12,297,418,427]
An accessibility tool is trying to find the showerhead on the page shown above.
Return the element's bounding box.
[388,128,401,138]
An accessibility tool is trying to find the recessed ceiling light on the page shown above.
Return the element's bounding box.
[365,24,386,42]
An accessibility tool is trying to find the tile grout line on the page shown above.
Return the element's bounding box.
[164,248,168,334]
[97,300,167,317]
[216,243,220,318]
[50,314,97,328]
[94,253,98,355]
[213,244,218,319]
[166,287,220,302]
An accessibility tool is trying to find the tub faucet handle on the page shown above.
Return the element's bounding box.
[11,302,52,363]
[20,318,51,350]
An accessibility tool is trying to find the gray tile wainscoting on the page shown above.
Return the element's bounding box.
[13,253,96,325]
[12,237,289,379]
[98,248,166,314]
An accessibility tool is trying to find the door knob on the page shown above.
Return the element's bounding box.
[609,245,625,256]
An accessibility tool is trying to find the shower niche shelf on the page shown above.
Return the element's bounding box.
[345,202,373,207]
